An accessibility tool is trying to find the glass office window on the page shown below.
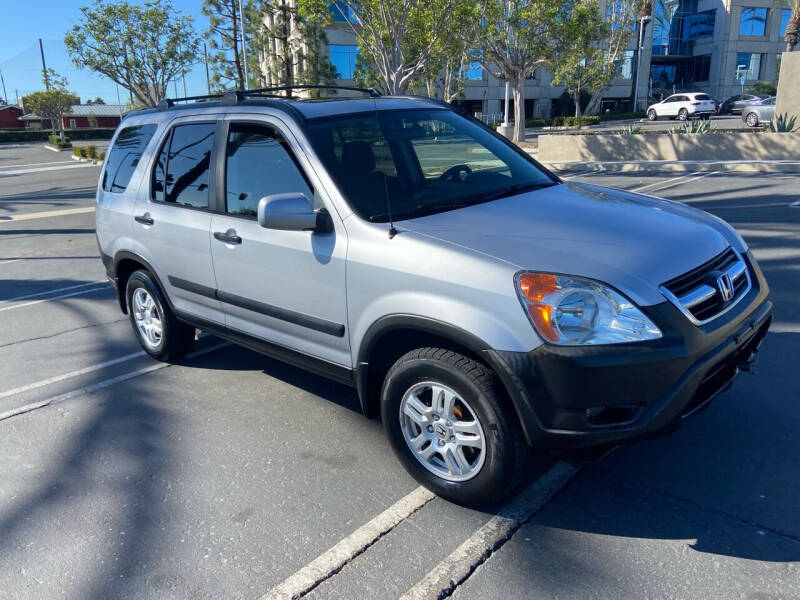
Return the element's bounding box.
[780,9,791,36]
[329,45,359,79]
[740,7,768,35]
[736,52,763,79]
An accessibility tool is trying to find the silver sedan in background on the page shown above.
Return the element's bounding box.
[742,97,776,127]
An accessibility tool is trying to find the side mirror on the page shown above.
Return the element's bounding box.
[257,193,333,233]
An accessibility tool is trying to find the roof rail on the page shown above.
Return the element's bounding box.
[157,92,224,110]
[157,85,381,110]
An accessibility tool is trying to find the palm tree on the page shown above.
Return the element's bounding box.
[781,0,800,52]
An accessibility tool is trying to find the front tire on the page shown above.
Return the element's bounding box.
[381,347,527,506]
[126,270,195,361]
[678,108,689,121]
[745,112,759,127]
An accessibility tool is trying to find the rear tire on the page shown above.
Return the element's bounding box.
[126,270,195,361]
[381,347,527,506]
[647,109,657,121]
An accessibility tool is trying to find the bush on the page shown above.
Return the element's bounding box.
[98,150,106,161]
[747,81,777,97]
[47,134,72,148]
[79,147,89,158]
[597,111,646,121]
[86,144,98,159]
[72,146,83,157]
[0,128,115,144]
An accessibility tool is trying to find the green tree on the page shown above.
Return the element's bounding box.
[306,0,469,95]
[65,0,200,107]
[255,0,337,95]
[583,0,645,115]
[471,0,563,141]
[551,0,610,117]
[203,0,253,90]
[25,89,76,143]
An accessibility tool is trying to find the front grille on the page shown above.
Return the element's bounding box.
[660,248,751,325]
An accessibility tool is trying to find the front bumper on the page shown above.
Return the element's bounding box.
[486,251,772,453]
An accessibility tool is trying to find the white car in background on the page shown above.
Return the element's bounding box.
[647,93,717,121]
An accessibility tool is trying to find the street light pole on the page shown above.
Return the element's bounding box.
[503,81,510,127]
[633,15,652,112]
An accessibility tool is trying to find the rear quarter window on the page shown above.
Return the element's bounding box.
[695,94,711,100]
[102,124,157,193]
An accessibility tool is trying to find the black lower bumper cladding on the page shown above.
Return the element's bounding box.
[490,251,772,452]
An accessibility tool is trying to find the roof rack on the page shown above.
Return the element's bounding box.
[156,85,381,110]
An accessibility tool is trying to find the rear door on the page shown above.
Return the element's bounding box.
[133,117,224,324]
[209,116,350,366]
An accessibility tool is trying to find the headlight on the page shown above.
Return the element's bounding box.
[514,272,662,345]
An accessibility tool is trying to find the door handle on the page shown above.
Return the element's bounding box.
[134,212,154,226]
[214,229,242,245]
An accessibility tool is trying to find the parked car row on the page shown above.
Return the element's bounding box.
[647,92,776,126]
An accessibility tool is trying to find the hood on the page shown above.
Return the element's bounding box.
[398,182,743,307]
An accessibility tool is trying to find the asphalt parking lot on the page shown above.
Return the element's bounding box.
[0,142,798,599]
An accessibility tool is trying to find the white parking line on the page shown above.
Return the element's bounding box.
[1,280,107,304]
[631,171,702,192]
[400,462,580,600]
[0,206,95,223]
[0,160,73,170]
[0,258,24,266]
[262,486,436,600]
[0,283,110,313]
[0,163,97,177]
[0,350,146,401]
[0,341,231,422]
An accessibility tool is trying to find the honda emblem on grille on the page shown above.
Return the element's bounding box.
[717,273,734,302]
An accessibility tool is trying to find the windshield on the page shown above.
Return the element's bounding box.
[305,108,557,222]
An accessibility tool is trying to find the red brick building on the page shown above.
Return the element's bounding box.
[0,105,23,129]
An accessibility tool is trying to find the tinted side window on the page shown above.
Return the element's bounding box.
[154,123,215,208]
[225,124,313,218]
[102,124,156,193]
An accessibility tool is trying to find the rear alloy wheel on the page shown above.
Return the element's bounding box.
[678,108,689,121]
[745,112,759,127]
[126,270,195,361]
[381,347,527,506]
[647,109,658,121]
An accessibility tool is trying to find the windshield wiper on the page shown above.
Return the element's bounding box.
[477,181,557,202]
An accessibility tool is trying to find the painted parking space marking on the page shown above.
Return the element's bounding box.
[631,171,703,192]
[0,341,230,422]
[633,170,719,194]
[0,206,95,223]
[262,486,436,600]
[400,461,579,600]
[0,283,110,313]
[1,280,107,304]
[0,163,97,177]
[0,160,74,171]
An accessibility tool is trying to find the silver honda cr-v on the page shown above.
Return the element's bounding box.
[96,86,772,505]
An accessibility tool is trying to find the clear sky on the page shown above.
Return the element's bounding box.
[0,0,212,105]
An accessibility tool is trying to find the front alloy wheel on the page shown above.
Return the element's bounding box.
[399,382,486,482]
[678,108,688,121]
[381,347,527,506]
[745,112,759,127]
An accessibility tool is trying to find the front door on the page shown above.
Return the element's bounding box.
[209,117,350,366]
[134,118,224,325]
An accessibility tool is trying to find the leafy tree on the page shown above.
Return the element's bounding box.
[203,0,253,90]
[471,0,562,141]
[306,0,469,95]
[86,97,106,105]
[65,0,200,107]
[583,0,645,115]
[25,89,76,142]
[255,0,338,95]
[551,0,610,117]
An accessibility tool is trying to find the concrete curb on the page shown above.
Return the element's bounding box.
[540,160,800,173]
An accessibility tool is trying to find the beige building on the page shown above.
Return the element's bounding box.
[268,0,792,118]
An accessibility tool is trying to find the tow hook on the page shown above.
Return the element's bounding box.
[739,350,758,375]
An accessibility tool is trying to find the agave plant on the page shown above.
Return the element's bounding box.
[619,124,642,134]
[766,113,798,132]
[668,119,716,134]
